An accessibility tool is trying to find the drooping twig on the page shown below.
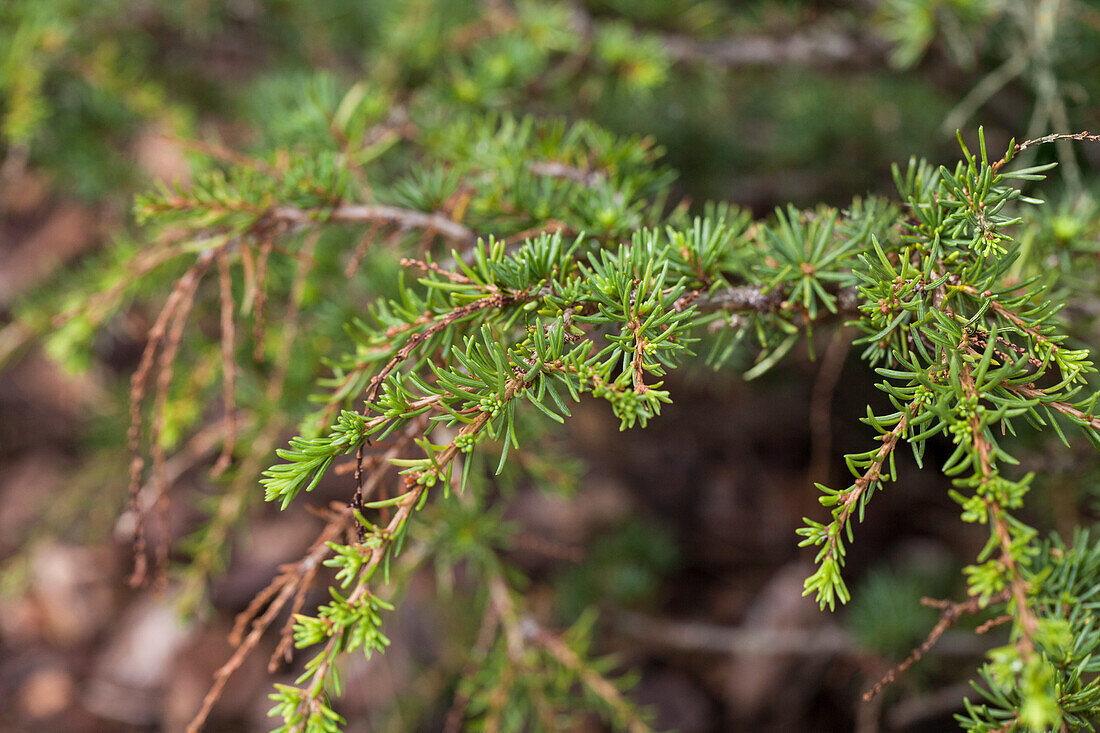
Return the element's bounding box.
[150,256,209,589]
[212,249,238,477]
[816,396,926,575]
[350,287,535,521]
[186,509,353,733]
[185,413,425,730]
[527,160,606,187]
[251,237,274,362]
[127,250,216,587]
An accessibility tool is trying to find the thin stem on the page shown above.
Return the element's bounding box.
[271,204,476,247]
[958,365,1038,655]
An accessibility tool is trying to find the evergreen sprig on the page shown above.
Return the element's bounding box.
[21,49,1100,728]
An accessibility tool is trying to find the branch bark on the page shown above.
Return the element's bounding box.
[271,204,477,246]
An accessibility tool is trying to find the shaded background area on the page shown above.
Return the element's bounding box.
[3,1,1100,731]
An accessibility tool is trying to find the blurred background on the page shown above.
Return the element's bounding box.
[2,1,1100,731]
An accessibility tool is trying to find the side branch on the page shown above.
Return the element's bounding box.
[863,590,1010,702]
[990,131,1100,172]
[1010,384,1100,432]
[825,398,923,564]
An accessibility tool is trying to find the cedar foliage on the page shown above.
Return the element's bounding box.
[5,1,1100,731]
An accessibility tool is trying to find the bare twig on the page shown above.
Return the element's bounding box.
[528,160,606,187]
[251,237,274,362]
[271,204,477,247]
[127,250,216,587]
[990,131,1100,172]
[186,510,352,733]
[212,250,238,477]
[863,590,1010,701]
[618,611,852,656]
[662,28,886,69]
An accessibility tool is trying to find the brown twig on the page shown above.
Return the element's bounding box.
[351,287,533,522]
[863,590,1010,701]
[290,375,537,727]
[343,222,384,278]
[180,234,319,609]
[187,421,426,730]
[399,257,473,284]
[212,250,238,477]
[527,160,606,187]
[662,28,886,69]
[1009,384,1100,431]
[186,509,352,733]
[149,258,208,590]
[959,284,1057,358]
[990,131,1100,173]
[271,204,477,247]
[127,251,216,587]
[251,237,274,362]
[976,614,1014,635]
